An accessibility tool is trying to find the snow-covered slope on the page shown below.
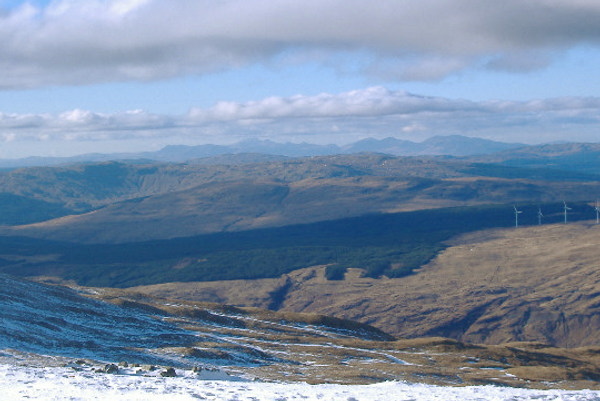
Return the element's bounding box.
[0,273,393,371]
[0,274,199,365]
[3,364,600,401]
[4,273,600,392]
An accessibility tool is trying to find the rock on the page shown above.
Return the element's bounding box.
[103,364,119,374]
[161,367,177,377]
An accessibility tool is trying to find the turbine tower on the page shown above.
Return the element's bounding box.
[595,200,600,224]
[563,201,571,224]
[514,205,523,228]
[537,207,543,225]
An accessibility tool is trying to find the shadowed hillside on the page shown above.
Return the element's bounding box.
[1,203,596,288]
[131,222,600,349]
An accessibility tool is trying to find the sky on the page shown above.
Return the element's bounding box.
[1,0,600,158]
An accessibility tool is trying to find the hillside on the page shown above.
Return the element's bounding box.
[1,151,600,242]
[469,143,600,175]
[5,274,600,388]
[130,222,600,349]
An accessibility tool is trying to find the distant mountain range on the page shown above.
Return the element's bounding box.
[0,135,524,168]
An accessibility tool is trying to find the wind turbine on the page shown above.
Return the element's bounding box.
[514,205,523,228]
[537,207,543,225]
[595,200,600,224]
[563,201,571,224]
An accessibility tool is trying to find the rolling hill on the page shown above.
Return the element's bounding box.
[469,143,600,175]
[1,149,600,243]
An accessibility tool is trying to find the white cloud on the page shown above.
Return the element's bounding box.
[108,0,150,16]
[1,87,600,147]
[1,0,600,88]
[187,87,477,122]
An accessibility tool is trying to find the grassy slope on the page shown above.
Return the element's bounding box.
[131,222,600,349]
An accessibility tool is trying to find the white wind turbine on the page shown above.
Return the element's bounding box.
[595,200,600,224]
[514,205,523,228]
[563,201,572,224]
[537,207,543,225]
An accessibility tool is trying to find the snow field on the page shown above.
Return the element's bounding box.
[3,364,600,401]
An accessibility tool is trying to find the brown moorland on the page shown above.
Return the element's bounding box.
[130,222,600,348]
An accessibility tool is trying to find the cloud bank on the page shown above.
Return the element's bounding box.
[1,0,600,88]
[2,87,600,148]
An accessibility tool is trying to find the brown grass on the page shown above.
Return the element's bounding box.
[71,276,600,389]
[132,222,600,348]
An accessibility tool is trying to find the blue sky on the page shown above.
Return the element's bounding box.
[1,0,600,158]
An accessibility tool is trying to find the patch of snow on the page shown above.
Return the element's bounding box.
[3,364,600,401]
